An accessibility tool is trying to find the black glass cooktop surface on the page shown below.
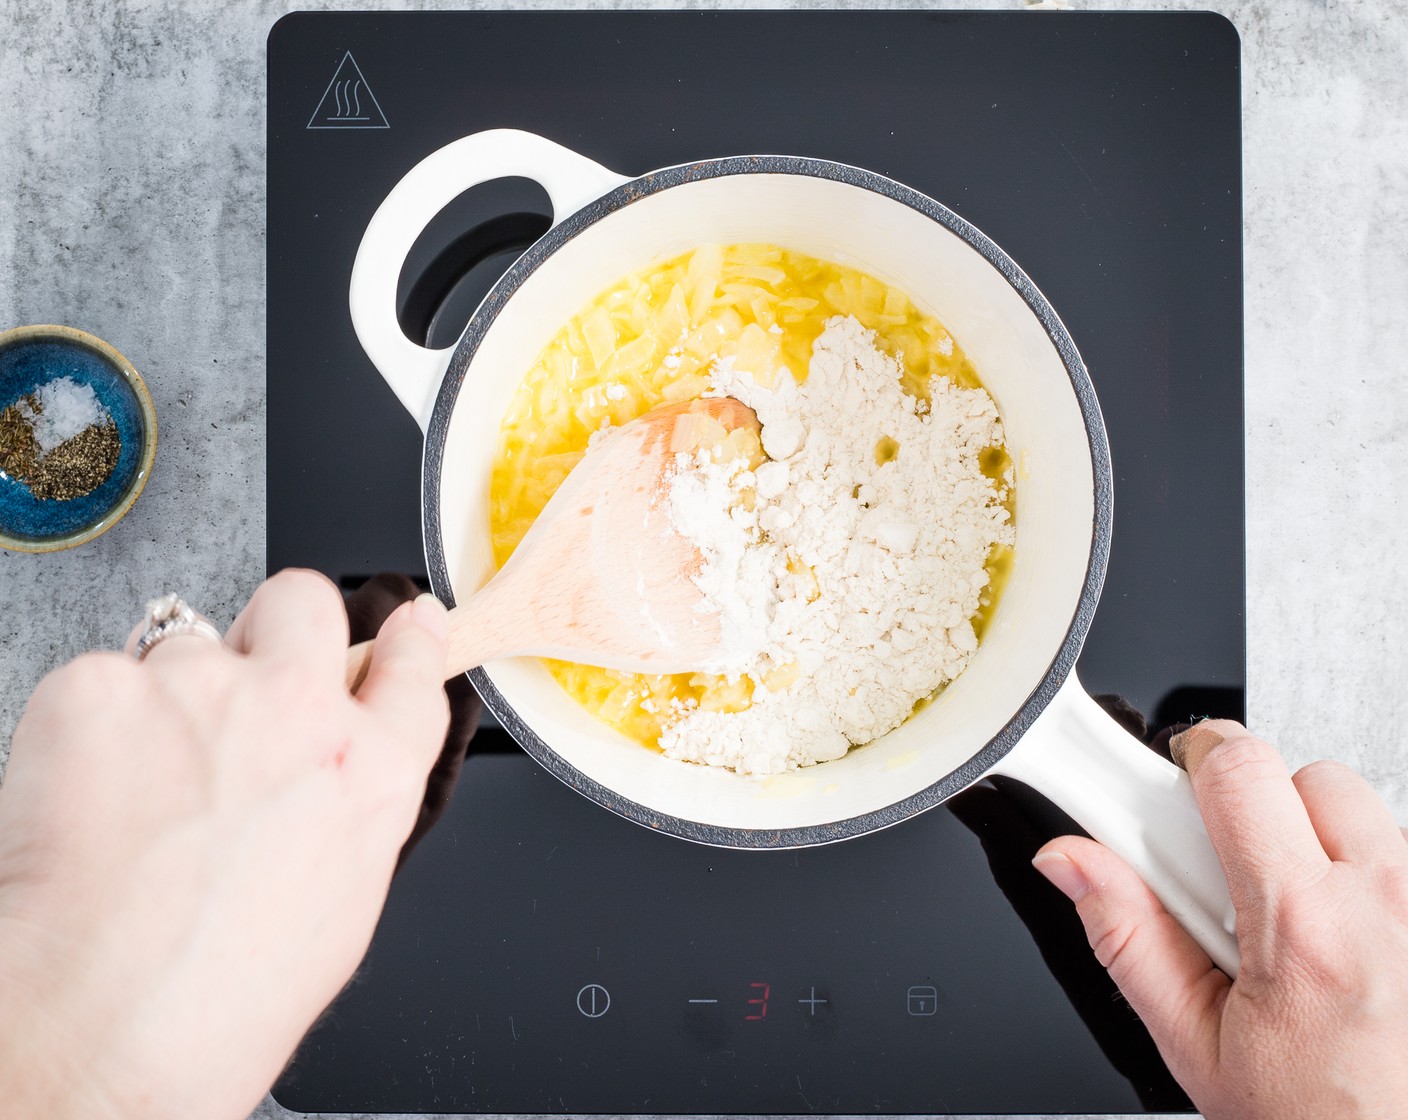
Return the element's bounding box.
[266,10,1243,1115]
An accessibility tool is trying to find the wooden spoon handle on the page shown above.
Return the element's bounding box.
[343,590,512,693]
[344,638,377,693]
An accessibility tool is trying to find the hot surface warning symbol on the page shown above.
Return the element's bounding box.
[307,52,388,130]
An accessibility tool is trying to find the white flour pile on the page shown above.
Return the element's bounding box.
[660,314,1013,776]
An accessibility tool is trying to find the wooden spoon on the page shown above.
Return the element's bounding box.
[345,396,761,691]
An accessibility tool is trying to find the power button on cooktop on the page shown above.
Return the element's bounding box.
[576,983,611,1018]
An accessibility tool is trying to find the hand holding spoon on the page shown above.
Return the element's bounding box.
[345,396,761,691]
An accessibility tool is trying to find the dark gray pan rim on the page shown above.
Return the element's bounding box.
[419,154,1113,849]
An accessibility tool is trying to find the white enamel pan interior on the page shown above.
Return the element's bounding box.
[351,129,1240,975]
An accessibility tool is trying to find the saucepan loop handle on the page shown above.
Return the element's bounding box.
[349,128,631,432]
[990,672,1242,977]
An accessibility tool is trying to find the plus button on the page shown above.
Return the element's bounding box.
[798,986,829,1015]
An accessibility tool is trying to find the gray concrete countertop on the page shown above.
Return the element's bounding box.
[2,1,1405,1119]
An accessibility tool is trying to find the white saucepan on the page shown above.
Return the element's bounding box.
[350,128,1240,976]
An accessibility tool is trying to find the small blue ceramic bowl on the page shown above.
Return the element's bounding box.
[0,325,157,553]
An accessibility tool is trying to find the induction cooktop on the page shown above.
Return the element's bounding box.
[266,10,1243,1115]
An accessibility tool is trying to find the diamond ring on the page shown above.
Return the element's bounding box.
[130,593,223,662]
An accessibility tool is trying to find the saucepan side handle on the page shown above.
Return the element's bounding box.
[349,128,631,432]
[989,671,1241,977]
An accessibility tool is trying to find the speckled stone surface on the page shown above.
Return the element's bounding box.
[2,1,1406,1119]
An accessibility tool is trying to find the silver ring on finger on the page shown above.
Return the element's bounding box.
[131,593,223,662]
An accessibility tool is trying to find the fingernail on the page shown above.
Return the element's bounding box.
[1032,852,1091,902]
[410,593,449,641]
[1169,723,1225,772]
